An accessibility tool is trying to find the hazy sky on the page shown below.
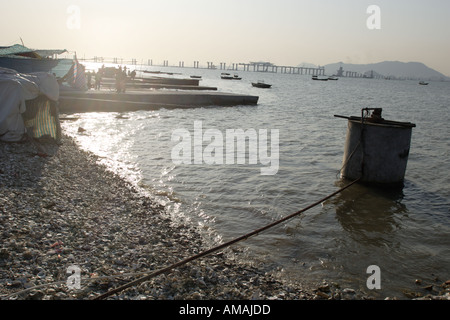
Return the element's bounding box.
[1,0,450,75]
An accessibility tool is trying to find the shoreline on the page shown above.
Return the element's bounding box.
[0,135,447,300]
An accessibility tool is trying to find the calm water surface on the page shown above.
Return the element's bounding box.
[62,65,450,298]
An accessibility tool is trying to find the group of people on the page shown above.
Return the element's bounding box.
[86,65,105,90]
[86,65,137,93]
[115,66,137,93]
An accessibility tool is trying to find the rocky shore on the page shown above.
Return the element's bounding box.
[1,135,448,300]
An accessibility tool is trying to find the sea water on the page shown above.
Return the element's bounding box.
[62,65,450,298]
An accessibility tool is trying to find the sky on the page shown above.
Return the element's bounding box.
[1,0,450,76]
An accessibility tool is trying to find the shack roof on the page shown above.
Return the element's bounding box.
[0,44,67,59]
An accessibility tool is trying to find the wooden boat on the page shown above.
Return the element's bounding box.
[252,81,272,88]
[312,75,328,81]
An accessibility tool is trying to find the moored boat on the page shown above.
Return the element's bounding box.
[221,73,242,80]
[312,75,328,81]
[252,81,272,88]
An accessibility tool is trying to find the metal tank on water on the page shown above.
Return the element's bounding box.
[335,108,416,186]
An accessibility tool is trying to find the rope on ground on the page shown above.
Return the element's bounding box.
[93,177,361,300]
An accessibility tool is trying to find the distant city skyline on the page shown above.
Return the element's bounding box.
[1,0,450,76]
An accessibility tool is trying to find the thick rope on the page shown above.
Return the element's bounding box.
[93,177,360,300]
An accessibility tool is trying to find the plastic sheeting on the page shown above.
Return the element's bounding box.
[0,67,59,142]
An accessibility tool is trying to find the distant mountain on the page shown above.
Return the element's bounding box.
[323,61,449,81]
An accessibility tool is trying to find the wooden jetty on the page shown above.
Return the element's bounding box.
[59,90,259,113]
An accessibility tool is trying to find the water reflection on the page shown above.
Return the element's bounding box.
[331,180,408,246]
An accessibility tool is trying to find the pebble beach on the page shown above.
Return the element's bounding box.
[0,134,448,301]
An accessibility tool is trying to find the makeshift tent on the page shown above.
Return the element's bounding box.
[0,67,61,142]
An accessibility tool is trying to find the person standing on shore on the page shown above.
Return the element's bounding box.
[94,69,102,90]
[87,72,92,89]
[115,66,127,93]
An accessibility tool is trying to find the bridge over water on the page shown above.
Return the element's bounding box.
[85,57,326,76]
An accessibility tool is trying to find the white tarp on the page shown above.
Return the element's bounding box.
[0,67,59,142]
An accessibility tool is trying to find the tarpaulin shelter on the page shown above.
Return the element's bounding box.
[0,44,72,79]
[0,67,61,142]
[0,44,87,90]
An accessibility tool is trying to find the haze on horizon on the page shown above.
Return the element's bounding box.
[1,0,450,76]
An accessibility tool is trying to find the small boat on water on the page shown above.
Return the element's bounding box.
[419,81,429,85]
[190,75,202,79]
[312,75,328,81]
[328,76,339,80]
[221,73,242,80]
[252,81,272,88]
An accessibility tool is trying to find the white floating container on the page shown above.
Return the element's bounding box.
[336,109,416,185]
